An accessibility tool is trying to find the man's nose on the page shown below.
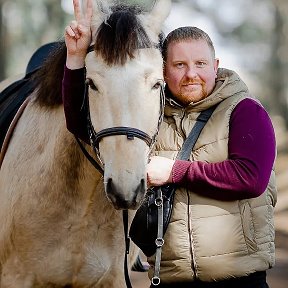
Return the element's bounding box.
[185,66,197,79]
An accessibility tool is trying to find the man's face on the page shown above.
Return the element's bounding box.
[164,39,219,105]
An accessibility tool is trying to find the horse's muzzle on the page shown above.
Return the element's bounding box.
[105,178,146,210]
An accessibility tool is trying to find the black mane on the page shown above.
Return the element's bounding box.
[94,5,152,66]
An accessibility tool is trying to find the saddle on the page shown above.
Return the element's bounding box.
[0,42,58,150]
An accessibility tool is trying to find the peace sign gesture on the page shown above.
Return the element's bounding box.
[65,0,93,69]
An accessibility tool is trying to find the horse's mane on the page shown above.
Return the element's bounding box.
[33,41,66,106]
[94,5,152,66]
[33,4,155,107]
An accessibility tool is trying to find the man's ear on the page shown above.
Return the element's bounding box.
[163,64,168,82]
[214,58,220,74]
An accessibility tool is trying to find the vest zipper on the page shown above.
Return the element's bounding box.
[186,189,197,278]
[182,110,197,277]
[180,110,186,139]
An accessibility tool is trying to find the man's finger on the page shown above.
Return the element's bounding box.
[65,26,76,38]
[84,0,93,24]
[73,0,82,22]
[65,23,80,39]
[70,20,78,31]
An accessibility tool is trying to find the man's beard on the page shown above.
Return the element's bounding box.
[178,81,208,105]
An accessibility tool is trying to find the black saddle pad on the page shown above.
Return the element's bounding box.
[0,42,58,149]
[0,78,35,147]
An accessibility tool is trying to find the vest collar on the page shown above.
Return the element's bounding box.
[164,68,249,114]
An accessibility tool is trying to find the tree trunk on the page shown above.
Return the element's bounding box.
[0,0,7,81]
[271,0,288,128]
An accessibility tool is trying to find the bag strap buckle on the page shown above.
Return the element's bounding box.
[151,276,161,286]
[155,238,164,247]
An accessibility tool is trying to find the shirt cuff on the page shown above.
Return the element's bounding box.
[172,159,192,184]
[63,65,86,84]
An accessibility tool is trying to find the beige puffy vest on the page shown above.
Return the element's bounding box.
[148,68,277,283]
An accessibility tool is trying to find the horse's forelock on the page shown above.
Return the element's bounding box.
[94,5,153,66]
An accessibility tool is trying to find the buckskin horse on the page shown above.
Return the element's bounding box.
[0,0,171,286]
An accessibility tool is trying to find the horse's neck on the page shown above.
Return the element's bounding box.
[21,101,105,204]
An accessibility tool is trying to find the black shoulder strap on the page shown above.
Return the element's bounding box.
[176,105,218,161]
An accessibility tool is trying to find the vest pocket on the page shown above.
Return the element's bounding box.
[240,202,258,253]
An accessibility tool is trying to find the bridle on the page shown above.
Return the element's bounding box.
[81,47,165,173]
[85,84,165,168]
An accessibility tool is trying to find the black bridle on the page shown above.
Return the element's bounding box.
[83,76,165,172]
[83,45,165,167]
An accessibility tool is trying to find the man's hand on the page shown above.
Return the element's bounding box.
[65,0,93,69]
[147,156,175,186]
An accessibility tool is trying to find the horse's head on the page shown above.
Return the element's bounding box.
[84,0,171,210]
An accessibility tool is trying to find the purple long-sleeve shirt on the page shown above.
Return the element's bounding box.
[62,66,276,201]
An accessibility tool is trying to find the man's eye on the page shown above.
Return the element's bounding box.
[196,61,206,67]
[176,63,184,68]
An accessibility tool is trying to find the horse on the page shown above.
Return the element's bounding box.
[0,0,171,287]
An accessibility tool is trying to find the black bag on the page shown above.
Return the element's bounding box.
[129,105,218,258]
[129,184,175,257]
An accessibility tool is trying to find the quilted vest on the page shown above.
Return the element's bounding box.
[148,68,277,283]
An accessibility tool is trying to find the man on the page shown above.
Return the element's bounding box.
[62,1,276,287]
[145,27,276,288]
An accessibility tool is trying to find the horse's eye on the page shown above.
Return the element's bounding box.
[86,78,98,91]
[153,81,162,90]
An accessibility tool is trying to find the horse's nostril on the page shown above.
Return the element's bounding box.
[106,177,114,191]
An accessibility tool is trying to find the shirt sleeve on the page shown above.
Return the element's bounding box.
[62,65,89,143]
[172,98,276,201]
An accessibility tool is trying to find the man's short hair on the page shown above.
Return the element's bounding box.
[162,26,216,61]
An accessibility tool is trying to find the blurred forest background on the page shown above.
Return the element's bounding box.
[0,0,287,287]
[0,0,288,132]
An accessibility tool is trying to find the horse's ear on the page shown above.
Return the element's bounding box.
[90,0,111,44]
[140,0,171,40]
